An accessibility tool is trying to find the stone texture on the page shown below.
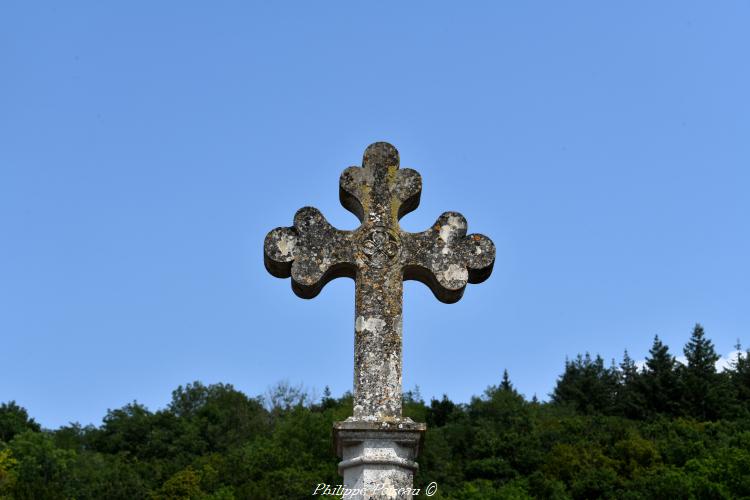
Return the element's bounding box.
[264,142,495,498]
[333,419,426,500]
[264,142,495,419]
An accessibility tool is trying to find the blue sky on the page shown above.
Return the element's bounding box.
[2,2,749,429]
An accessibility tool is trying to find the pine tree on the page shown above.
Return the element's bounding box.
[551,353,618,414]
[500,369,514,392]
[620,350,639,381]
[615,350,646,419]
[426,394,457,427]
[728,341,750,409]
[683,324,719,375]
[641,335,681,417]
[483,369,521,400]
[319,385,337,410]
[681,323,728,420]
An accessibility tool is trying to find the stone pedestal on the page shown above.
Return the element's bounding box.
[333,419,426,500]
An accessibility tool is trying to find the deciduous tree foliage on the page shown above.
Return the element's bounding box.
[2,327,750,499]
[0,402,40,443]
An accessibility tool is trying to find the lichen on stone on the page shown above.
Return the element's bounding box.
[264,142,496,420]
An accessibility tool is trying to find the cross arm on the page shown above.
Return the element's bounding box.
[400,212,495,304]
[264,206,356,299]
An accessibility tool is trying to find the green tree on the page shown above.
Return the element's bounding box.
[316,386,337,411]
[91,402,156,457]
[465,379,540,480]
[66,452,148,500]
[151,466,205,500]
[615,350,646,419]
[169,382,269,453]
[681,324,729,420]
[728,344,750,409]
[543,442,618,498]
[426,395,457,428]
[0,448,19,498]
[551,353,619,414]
[6,431,75,500]
[500,369,514,392]
[0,402,40,443]
[641,336,681,417]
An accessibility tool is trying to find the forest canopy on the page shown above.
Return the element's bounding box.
[2,324,750,499]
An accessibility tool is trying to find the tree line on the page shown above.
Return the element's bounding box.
[1,323,749,499]
[551,324,750,421]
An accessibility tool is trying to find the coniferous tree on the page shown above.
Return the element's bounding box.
[551,353,618,414]
[728,342,750,410]
[681,323,730,420]
[318,385,338,411]
[683,324,719,374]
[425,395,457,427]
[620,350,639,381]
[500,369,513,392]
[615,350,646,419]
[641,335,681,417]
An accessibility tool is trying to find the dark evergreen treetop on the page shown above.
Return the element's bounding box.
[500,369,514,392]
[681,323,732,421]
[551,353,619,415]
[640,335,682,417]
[683,323,720,375]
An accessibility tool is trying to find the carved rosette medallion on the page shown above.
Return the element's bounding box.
[360,226,400,269]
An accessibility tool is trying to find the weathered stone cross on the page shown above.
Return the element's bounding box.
[264,142,494,418]
[264,142,495,496]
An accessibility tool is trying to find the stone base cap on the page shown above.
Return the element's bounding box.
[332,417,427,459]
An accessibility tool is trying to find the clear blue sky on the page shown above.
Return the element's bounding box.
[2,2,749,429]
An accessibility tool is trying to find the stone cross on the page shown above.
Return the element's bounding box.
[264,142,495,497]
[264,142,495,419]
